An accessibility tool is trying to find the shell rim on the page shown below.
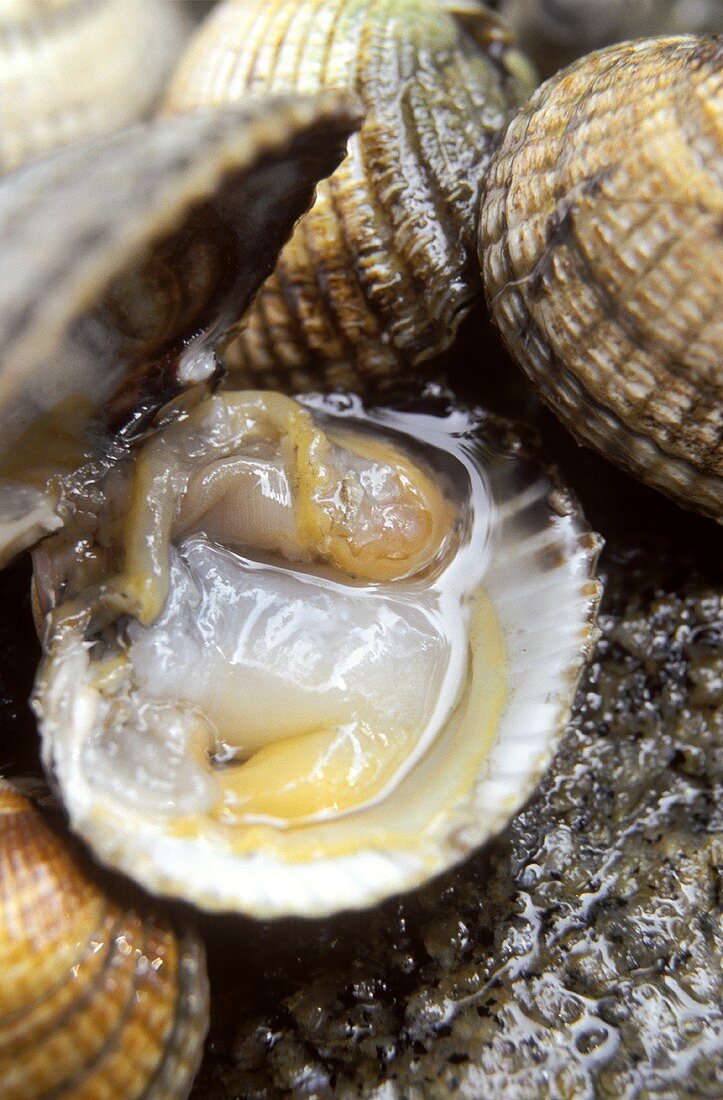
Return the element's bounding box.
[36,390,603,919]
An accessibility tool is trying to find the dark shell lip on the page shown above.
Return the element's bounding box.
[0,92,361,565]
[0,93,362,444]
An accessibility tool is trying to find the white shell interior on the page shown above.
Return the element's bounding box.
[36,393,601,917]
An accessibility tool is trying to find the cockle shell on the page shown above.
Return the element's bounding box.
[33,389,602,918]
[0,92,360,566]
[0,780,208,1099]
[0,0,189,172]
[479,36,723,521]
[163,0,536,393]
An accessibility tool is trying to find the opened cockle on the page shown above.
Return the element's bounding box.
[33,388,601,917]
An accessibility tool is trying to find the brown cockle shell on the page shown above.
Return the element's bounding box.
[480,36,723,521]
[0,780,208,1099]
[0,92,360,566]
[163,0,536,393]
[0,0,189,172]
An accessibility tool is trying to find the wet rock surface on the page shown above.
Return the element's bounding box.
[1,330,721,1098]
[188,554,722,1099]
[187,338,722,1098]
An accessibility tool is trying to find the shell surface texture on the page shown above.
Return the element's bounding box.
[163,0,536,393]
[480,35,723,521]
[0,91,361,567]
[33,387,601,918]
[0,779,209,1100]
[0,0,189,172]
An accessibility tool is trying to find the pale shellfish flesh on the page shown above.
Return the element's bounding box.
[33,389,601,917]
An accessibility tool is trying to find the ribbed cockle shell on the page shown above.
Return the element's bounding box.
[0,780,208,1099]
[480,36,722,521]
[163,0,535,393]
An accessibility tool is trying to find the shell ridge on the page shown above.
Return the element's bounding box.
[246,3,347,388]
[0,783,208,1097]
[541,189,722,463]
[174,0,527,388]
[292,0,376,363]
[227,0,384,383]
[43,913,151,1096]
[481,36,723,515]
[486,256,723,511]
[396,76,478,333]
[356,10,434,337]
[226,1,284,95]
[671,51,723,184]
[121,920,184,1100]
[271,0,328,87]
[546,343,723,505]
[144,938,208,1100]
[310,0,394,359]
[0,907,121,1046]
[382,6,487,309]
[396,57,468,267]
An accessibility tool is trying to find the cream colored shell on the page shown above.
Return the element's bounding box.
[0,0,190,172]
[164,0,535,393]
[480,36,723,520]
[0,780,208,1099]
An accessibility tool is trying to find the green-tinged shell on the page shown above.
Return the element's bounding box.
[0,92,361,565]
[480,36,723,521]
[0,780,208,1099]
[0,0,189,172]
[163,0,536,393]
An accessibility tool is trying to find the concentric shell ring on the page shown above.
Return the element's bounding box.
[0,780,208,1099]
